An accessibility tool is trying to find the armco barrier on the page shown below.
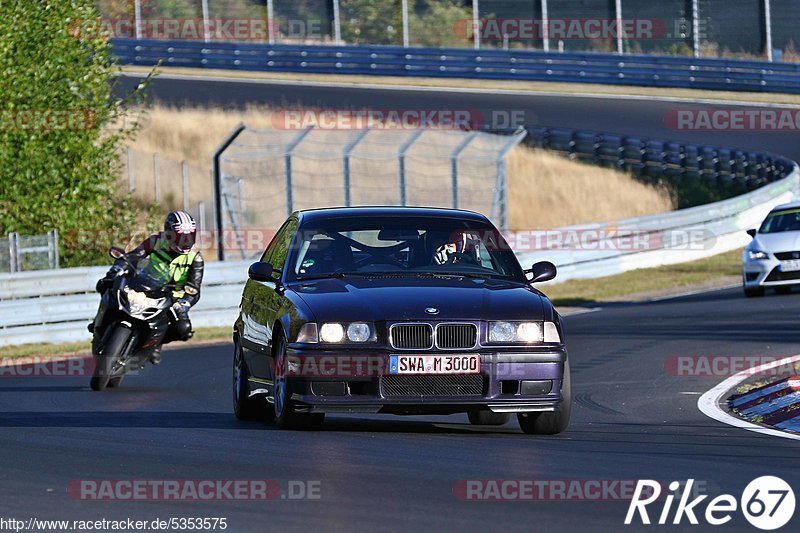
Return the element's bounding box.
[112,39,800,94]
[0,163,797,347]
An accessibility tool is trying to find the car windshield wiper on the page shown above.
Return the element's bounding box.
[295,272,369,281]
[413,271,492,280]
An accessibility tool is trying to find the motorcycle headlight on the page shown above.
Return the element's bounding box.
[747,249,768,261]
[488,321,560,343]
[122,286,162,315]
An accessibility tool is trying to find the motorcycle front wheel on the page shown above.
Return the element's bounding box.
[90,326,131,391]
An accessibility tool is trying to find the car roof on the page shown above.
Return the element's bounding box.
[770,201,800,212]
[294,206,491,224]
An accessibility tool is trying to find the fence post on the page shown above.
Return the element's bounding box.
[197,201,206,234]
[182,160,190,211]
[127,147,135,192]
[153,153,161,203]
[267,0,275,44]
[692,0,700,57]
[52,229,60,269]
[134,0,143,39]
[8,232,18,273]
[450,132,479,209]
[541,0,549,52]
[333,0,342,44]
[398,130,424,206]
[495,129,527,229]
[765,0,773,62]
[472,0,480,50]
[402,0,410,47]
[343,128,371,207]
[615,0,624,54]
[213,123,247,261]
[284,126,314,217]
[201,0,211,42]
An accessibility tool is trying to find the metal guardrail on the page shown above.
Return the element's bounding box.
[111,38,800,93]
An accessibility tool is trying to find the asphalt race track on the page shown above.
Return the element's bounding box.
[1,288,799,531]
[117,73,800,161]
[1,77,796,531]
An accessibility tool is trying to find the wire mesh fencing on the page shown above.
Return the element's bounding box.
[0,231,60,273]
[216,126,526,260]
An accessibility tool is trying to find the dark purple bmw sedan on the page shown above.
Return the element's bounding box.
[232,207,570,434]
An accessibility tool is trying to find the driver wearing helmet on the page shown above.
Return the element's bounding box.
[94,211,204,364]
[433,229,483,266]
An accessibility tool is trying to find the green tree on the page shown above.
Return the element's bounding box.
[0,0,146,266]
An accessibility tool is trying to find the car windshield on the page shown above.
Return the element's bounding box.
[289,216,526,282]
[759,209,800,234]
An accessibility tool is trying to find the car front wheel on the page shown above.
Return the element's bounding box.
[744,286,765,298]
[273,332,325,430]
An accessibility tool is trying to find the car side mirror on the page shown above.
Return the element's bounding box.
[529,261,557,283]
[109,247,125,259]
[746,228,757,238]
[248,261,277,282]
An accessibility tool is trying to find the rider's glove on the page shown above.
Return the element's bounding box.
[173,299,190,310]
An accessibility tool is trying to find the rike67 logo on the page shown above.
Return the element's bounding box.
[626,477,795,530]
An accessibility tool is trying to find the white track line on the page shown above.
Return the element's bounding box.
[697,354,800,442]
[119,71,800,109]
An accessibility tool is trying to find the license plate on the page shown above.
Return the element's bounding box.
[780,260,800,272]
[389,354,481,375]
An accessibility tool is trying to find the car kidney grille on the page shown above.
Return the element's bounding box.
[436,324,477,349]
[381,375,485,397]
[390,324,433,349]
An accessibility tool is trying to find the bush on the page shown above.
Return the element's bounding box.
[0,0,147,267]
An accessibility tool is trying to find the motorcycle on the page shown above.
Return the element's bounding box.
[89,247,176,391]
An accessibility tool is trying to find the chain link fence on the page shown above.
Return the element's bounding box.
[215,126,526,260]
[0,231,60,273]
[98,1,798,60]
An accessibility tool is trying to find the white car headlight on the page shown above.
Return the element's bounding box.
[346,322,372,342]
[316,322,375,343]
[747,249,768,261]
[488,321,557,343]
[319,323,345,343]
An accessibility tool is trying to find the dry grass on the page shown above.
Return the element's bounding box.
[124,105,674,228]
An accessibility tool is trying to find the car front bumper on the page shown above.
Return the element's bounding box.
[273,347,567,415]
[742,257,800,288]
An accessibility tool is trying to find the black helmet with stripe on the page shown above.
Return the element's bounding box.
[164,211,197,254]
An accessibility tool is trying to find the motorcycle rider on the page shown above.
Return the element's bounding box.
[94,211,204,364]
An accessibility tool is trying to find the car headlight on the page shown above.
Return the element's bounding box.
[746,249,768,261]
[312,322,376,343]
[488,321,561,343]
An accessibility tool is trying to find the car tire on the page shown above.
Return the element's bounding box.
[468,411,511,426]
[90,326,129,391]
[744,287,765,298]
[517,360,571,435]
[775,286,792,295]
[273,332,325,430]
[107,377,124,388]
[233,333,266,421]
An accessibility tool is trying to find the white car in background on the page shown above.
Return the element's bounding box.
[743,201,800,297]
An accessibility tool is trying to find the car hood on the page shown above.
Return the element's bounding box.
[288,276,549,323]
[751,231,800,253]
